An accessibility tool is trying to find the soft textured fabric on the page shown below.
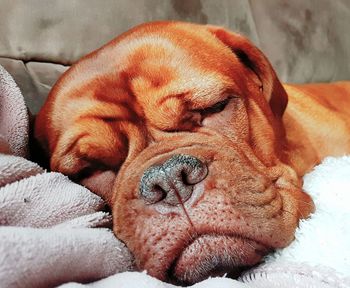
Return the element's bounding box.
[0,65,134,288]
[0,0,349,114]
[59,272,249,288]
[0,227,133,288]
[0,64,29,157]
[264,156,350,277]
[60,261,350,288]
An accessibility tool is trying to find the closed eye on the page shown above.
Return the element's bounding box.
[194,96,235,117]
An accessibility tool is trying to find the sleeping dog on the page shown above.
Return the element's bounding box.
[35,21,350,284]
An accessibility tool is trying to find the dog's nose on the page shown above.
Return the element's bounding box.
[139,154,208,205]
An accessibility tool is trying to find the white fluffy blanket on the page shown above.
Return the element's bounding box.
[1,64,350,288]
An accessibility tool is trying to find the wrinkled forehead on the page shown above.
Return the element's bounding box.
[117,23,240,72]
[111,26,243,104]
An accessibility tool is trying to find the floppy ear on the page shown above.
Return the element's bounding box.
[206,25,288,118]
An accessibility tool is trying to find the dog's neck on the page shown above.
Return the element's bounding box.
[282,83,350,176]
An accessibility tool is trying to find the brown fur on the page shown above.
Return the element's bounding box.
[35,21,350,284]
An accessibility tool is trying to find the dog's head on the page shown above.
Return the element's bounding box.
[35,22,314,284]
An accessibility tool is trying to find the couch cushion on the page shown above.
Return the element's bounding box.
[0,58,67,114]
[250,0,350,83]
[0,0,258,65]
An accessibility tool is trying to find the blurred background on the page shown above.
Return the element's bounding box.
[0,0,349,114]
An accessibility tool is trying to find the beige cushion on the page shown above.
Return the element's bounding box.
[251,0,350,83]
[0,57,67,113]
[0,0,258,65]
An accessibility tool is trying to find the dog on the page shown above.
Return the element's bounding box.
[34,21,350,285]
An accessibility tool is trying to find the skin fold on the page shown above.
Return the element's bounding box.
[34,21,350,285]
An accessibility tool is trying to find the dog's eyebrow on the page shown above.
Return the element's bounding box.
[156,92,189,106]
[73,99,140,123]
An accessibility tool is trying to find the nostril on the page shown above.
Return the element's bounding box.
[182,161,208,185]
[139,166,170,204]
[151,184,167,202]
[164,154,208,185]
[181,170,189,185]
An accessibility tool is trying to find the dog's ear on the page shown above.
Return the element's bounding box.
[207,25,288,118]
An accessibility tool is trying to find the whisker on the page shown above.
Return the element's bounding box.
[297,199,313,206]
[245,241,256,250]
[280,208,297,217]
[297,198,314,207]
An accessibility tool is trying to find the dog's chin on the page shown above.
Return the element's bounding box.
[167,234,270,285]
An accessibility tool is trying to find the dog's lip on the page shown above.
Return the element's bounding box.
[166,233,271,285]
